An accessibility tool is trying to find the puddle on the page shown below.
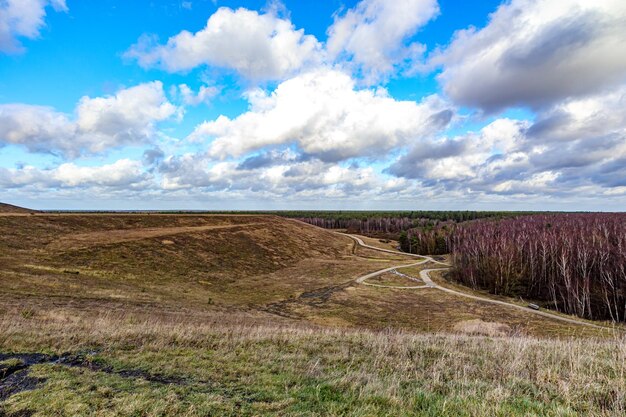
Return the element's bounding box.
[0,351,187,401]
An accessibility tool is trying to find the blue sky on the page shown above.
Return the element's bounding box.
[1,0,625,210]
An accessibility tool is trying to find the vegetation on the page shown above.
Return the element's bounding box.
[1,309,625,417]
[284,211,533,236]
[448,213,626,322]
[399,226,452,255]
[401,213,626,322]
[0,213,600,337]
[0,202,35,214]
[0,209,622,415]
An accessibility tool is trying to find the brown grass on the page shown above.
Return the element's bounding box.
[0,213,616,340]
[0,202,35,214]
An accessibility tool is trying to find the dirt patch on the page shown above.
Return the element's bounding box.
[46,223,263,250]
[453,319,512,337]
[0,354,51,401]
[262,280,355,317]
[0,352,190,401]
[299,283,353,304]
[0,370,45,402]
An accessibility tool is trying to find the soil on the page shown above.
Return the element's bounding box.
[0,351,190,402]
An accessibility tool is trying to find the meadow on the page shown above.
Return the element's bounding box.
[0,206,624,416]
[2,307,625,416]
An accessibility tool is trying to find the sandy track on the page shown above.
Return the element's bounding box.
[344,233,614,330]
[47,222,263,250]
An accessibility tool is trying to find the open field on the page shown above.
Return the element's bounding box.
[1,309,625,417]
[1,210,624,415]
[1,213,612,336]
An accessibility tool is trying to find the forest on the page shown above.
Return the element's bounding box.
[404,214,626,322]
[286,210,529,235]
[450,214,626,322]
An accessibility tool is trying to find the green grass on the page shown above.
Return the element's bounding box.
[1,312,625,416]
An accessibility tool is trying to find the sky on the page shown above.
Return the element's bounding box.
[0,0,625,210]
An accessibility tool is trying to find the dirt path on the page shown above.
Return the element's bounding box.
[343,233,614,331]
[47,222,263,250]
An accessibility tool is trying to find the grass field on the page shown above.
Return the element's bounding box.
[1,209,624,416]
[2,310,625,417]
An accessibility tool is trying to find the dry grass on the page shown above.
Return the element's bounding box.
[1,308,625,416]
[345,234,401,251]
[1,213,624,415]
[0,214,615,338]
[453,319,512,337]
[0,203,35,213]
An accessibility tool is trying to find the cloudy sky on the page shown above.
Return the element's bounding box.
[1,0,625,210]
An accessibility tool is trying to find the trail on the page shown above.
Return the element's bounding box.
[46,222,263,250]
[343,233,613,331]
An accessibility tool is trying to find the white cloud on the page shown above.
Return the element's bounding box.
[0,159,150,189]
[387,85,626,195]
[431,0,626,111]
[0,82,179,157]
[327,0,439,83]
[125,7,323,81]
[190,68,453,161]
[157,152,411,201]
[386,118,529,182]
[0,0,67,53]
[177,84,219,106]
[527,85,626,142]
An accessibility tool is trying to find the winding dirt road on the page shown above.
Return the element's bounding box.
[344,233,613,331]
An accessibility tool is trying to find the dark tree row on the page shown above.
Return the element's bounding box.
[299,216,436,234]
[446,214,626,322]
[289,210,529,222]
[399,225,453,255]
[291,211,528,235]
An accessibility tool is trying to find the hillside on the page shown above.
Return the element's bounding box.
[1,213,623,416]
[0,202,35,214]
[0,213,609,336]
[0,214,359,313]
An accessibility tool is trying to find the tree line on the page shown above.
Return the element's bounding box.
[405,214,626,322]
[291,211,529,235]
[399,225,452,255]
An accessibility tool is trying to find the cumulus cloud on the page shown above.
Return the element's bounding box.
[0,159,151,189]
[387,86,626,196]
[327,0,439,82]
[125,7,323,81]
[386,118,528,183]
[177,84,219,106]
[157,152,409,201]
[431,0,626,112]
[236,149,300,170]
[190,68,453,161]
[0,0,67,53]
[0,82,179,157]
[527,86,626,142]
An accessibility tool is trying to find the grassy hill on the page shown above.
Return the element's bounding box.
[0,202,35,214]
[1,213,624,416]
